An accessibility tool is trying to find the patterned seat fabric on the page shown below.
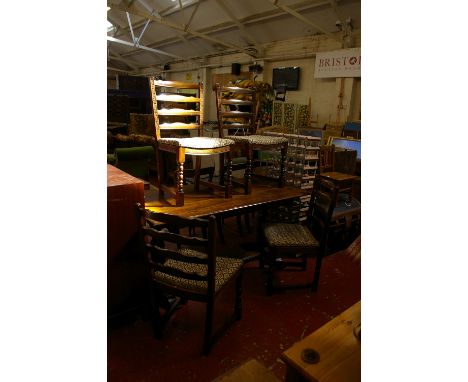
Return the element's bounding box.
[128,114,154,136]
[226,135,288,145]
[263,223,319,248]
[153,254,243,294]
[159,136,235,149]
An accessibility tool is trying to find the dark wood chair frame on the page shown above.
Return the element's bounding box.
[136,203,243,355]
[215,84,288,194]
[260,178,339,295]
[149,78,234,206]
[318,144,335,173]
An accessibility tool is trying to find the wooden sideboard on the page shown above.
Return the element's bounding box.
[107,164,146,317]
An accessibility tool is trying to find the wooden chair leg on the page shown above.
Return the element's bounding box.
[301,255,307,271]
[265,250,275,296]
[225,151,233,198]
[175,155,185,207]
[194,157,201,192]
[266,266,274,296]
[219,153,225,186]
[279,144,287,188]
[235,273,243,321]
[311,253,323,292]
[244,213,251,233]
[151,288,163,339]
[203,299,214,356]
[216,216,225,244]
[244,146,253,194]
[236,215,244,236]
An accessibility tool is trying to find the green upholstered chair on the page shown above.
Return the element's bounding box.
[114,146,155,181]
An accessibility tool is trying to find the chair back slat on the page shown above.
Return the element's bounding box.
[319,145,335,173]
[136,203,217,295]
[306,178,339,240]
[149,77,204,140]
[142,226,208,249]
[146,244,208,264]
[215,83,257,138]
[154,80,200,89]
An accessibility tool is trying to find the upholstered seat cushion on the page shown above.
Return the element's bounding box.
[226,134,288,145]
[159,136,235,149]
[263,223,319,248]
[152,252,243,294]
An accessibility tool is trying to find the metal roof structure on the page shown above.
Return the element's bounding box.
[107,0,361,75]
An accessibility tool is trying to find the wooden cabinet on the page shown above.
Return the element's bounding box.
[107,165,146,316]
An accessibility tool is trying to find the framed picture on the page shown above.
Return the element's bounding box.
[328,136,361,160]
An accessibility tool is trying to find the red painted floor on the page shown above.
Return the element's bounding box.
[107,216,361,382]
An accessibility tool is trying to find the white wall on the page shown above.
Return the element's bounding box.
[164,32,361,126]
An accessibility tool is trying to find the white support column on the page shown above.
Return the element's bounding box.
[334,77,356,123]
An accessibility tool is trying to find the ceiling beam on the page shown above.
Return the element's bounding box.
[107,66,131,73]
[267,0,341,42]
[107,14,125,29]
[185,1,200,30]
[158,0,203,17]
[329,0,344,25]
[108,1,259,58]
[115,0,331,59]
[107,36,185,60]
[109,1,202,38]
[108,53,140,70]
[134,0,205,65]
[215,0,264,55]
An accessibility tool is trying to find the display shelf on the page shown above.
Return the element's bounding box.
[257,132,321,221]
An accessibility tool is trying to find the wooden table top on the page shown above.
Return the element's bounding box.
[144,184,306,218]
[107,164,144,188]
[320,172,359,182]
[281,300,361,382]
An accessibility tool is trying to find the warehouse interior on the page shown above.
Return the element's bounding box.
[2,1,467,381]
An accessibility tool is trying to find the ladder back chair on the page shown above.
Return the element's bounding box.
[136,203,244,356]
[149,78,235,206]
[261,177,338,295]
[319,144,359,205]
[215,84,288,194]
[318,144,335,173]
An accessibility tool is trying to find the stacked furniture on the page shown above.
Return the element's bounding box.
[260,132,321,222]
[149,78,235,206]
[318,144,361,249]
[215,84,288,194]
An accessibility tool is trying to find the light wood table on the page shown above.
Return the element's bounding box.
[281,301,361,382]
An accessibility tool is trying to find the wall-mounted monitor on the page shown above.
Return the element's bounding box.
[328,137,361,160]
[272,66,300,90]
